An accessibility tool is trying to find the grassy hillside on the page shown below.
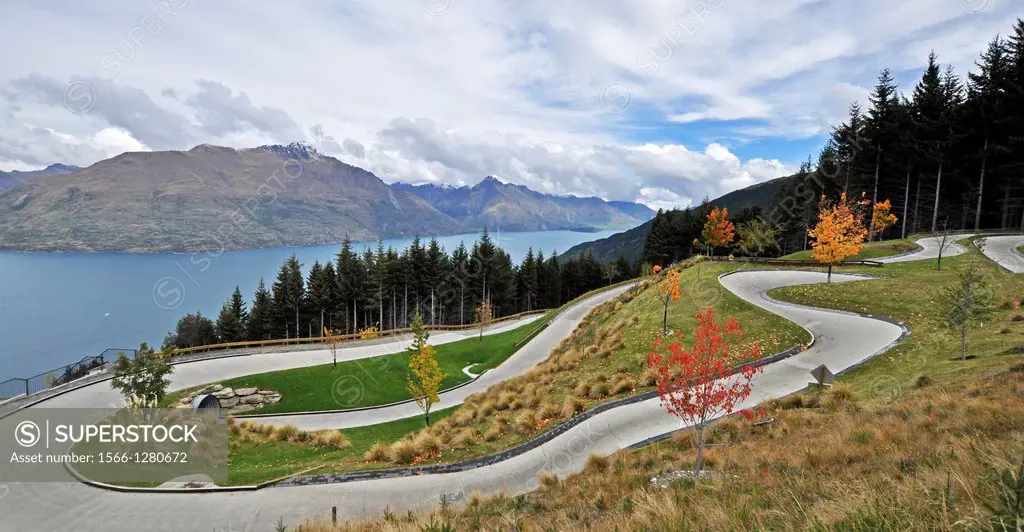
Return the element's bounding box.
[302,241,1024,530]
[781,238,919,260]
[564,174,795,262]
[222,258,809,485]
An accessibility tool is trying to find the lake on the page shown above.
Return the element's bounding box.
[0,229,617,381]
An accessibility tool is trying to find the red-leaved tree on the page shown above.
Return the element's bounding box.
[646,307,763,479]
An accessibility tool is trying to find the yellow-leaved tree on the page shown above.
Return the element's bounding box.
[406,313,445,426]
[808,192,869,283]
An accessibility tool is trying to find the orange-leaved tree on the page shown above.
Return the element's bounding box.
[869,199,898,241]
[646,307,763,480]
[808,192,869,283]
[655,266,681,334]
[701,207,735,257]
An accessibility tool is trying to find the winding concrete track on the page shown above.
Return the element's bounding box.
[979,234,1024,273]
[7,234,1022,532]
[877,233,973,264]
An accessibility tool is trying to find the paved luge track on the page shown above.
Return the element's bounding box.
[3,235,1020,532]
[979,234,1024,273]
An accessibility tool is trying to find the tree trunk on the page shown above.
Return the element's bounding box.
[460,286,464,325]
[901,166,911,239]
[425,407,431,427]
[912,176,922,234]
[404,284,408,327]
[870,149,880,236]
[960,328,967,361]
[1002,187,1011,229]
[937,244,943,272]
[693,424,705,481]
[975,138,987,230]
[827,263,833,283]
[931,163,942,233]
[352,299,357,333]
[662,297,669,334]
[379,283,384,330]
[843,162,850,195]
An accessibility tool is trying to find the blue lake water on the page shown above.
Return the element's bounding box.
[0,229,617,381]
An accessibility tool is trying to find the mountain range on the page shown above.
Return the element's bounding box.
[0,143,653,252]
[562,174,794,263]
[394,178,651,232]
[0,163,79,194]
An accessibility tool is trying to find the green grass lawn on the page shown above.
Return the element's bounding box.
[781,238,918,261]
[166,321,541,415]
[768,241,1024,399]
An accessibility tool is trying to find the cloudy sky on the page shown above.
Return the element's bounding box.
[0,0,1017,209]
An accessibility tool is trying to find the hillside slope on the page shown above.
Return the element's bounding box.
[0,163,79,193]
[564,174,794,262]
[0,143,465,252]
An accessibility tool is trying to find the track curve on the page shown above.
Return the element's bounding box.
[0,269,910,532]
[979,234,1024,273]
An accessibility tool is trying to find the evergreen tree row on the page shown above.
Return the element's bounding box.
[163,229,640,348]
[770,19,1024,253]
[645,18,1024,261]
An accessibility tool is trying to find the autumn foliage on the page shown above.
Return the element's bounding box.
[647,307,763,478]
[870,199,898,240]
[406,313,445,426]
[655,265,681,334]
[808,192,869,282]
[701,207,736,255]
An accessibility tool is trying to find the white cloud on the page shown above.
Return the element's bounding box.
[0,0,1018,205]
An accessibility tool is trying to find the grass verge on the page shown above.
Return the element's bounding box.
[164,319,541,415]
[220,257,809,485]
[781,238,918,260]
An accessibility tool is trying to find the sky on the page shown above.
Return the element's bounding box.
[0,0,1017,210]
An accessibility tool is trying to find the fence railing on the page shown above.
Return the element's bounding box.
[706,256,884,268]
[0,348,137,400]
[170,309,550,356]
[513,277,644,348]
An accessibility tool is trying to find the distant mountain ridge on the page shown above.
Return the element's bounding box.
[0,144,653,252]
[393,177,654,232]
[563,174,795,262]
[0,163,80,193]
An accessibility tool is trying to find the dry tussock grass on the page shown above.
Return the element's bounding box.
[304,366,1024,531]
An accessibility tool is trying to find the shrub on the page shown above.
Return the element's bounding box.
[538,472,559,488]
[364,442,391,462]
[514,410,537,435]
[314,430,350,449]
[610,377,634,395]
[478,401,496,417]
[415,432,442,456]
[914,375,934,388]
[561,397,584,419]
[483,423,502,442]
[1012,315,1024,322]
[824,382,855,408]
[538,403,560,420]
[272,424,299,442]
[574,382,592,398]
[585,453,610,473]
[588,382,610,400]
[453,429,476,449]
[390,439,417,464]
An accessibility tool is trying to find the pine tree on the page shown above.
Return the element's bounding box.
[271,254,304,338]
[305,260,331,336]
[214,286,248,343]
[247,279,274,340]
